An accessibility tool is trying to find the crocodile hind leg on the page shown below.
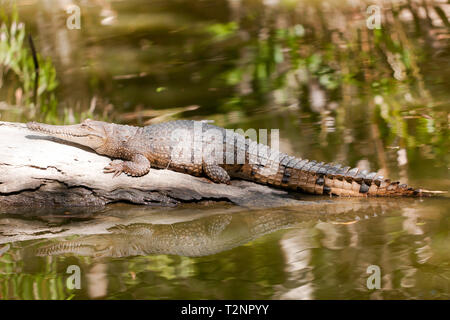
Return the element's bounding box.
[104,154,151,177]
[202,162,231,184]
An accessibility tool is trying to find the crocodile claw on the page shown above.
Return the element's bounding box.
[104,160,124,178]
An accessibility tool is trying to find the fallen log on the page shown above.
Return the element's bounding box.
[0,121,306,210]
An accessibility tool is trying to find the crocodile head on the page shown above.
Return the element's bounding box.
[34,235,115,258]
[27,119,113,152]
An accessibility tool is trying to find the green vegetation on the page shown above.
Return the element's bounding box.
[0,0,447,173]
[0,6,58,121]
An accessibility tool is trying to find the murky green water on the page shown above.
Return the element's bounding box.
[1,198,449,299]
[0,0,449,299]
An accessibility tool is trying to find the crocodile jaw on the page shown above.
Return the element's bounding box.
[26,119,107,151]
[35,236,114,258]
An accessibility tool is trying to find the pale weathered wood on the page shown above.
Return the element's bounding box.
[0,121,306,210]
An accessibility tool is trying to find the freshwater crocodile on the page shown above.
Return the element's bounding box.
[33,202,387,258]
[34,212,293,257]
[26,119,440,197]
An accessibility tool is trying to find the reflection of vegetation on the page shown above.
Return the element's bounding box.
[0,7,58,121]
[215,1,448,108]
[207,0,449,175]
[0,248,70,299]
[207,21,238,41]
[1,199,448,299]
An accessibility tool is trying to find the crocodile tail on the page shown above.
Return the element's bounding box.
[255,155,444,197]
[322,166,442,197]
[309,161,444,197]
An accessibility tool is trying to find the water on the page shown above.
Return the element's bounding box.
[0,0,449,299]
[1,198,449,299]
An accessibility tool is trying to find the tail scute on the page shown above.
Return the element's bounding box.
[282,159,445,197]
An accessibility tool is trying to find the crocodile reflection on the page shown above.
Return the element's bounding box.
[33,200,399,258]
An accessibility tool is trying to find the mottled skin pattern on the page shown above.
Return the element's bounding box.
[27,119,438,197]
[31,209,344,257]
[32,200,405,258]
[35,214,258,257]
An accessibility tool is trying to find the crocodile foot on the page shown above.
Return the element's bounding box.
[104,160,124,178]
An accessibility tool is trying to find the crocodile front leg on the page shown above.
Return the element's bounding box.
[104,154,151,177]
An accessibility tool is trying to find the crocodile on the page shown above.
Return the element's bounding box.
[26,119,441,197]
[33,203,387,258]
[34,212,287,257]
